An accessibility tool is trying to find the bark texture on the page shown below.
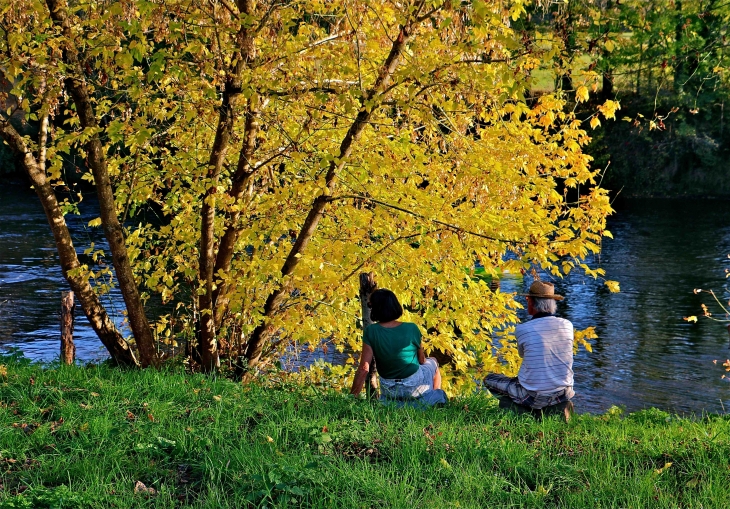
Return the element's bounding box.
[60,291,75,365]
[46,0,158,367]
[197,0,256,371]
[212,101,262,328]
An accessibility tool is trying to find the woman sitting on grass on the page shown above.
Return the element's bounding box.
[350,289,444,404]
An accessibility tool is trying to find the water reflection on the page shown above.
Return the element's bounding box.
[0,185,122,361]
[1,184,729,414]
[555,199,730,414]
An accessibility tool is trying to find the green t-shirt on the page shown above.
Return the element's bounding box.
[363,322,422,380]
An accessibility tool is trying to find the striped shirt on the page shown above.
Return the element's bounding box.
[516,316,574,393]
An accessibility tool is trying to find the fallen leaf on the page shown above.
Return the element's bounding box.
[50,418,64,433]
[148,413,155,422]
[134,481,156,496]
[212,395,221,402]
[90,392,100,397]
[655,462,673,475]
[126,411,136,420]
[266,436,274,443]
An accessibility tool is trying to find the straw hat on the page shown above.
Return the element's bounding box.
[521,281,564,301]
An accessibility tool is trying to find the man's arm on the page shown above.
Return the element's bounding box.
[350,344,374,396]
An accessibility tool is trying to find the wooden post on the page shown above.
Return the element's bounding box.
[359,273,379,399]
[61,291,75,365]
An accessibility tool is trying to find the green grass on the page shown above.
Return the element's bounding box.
[0,356,729,508]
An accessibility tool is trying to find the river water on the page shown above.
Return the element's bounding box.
[1,183,729,415]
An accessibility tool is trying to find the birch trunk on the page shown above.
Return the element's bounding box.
[46,0,158,367]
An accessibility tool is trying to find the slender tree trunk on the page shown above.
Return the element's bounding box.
[0,119,139,366]
[45,0,157,367]
[60,291,75,365]
[359,273,379,399]
[197,0,256,372]
[212,101,262,328]
[674,0,684,92]
[602,71,614,99]
[636,44,643,96]
[242,19,419,369]
[720,100,724,140]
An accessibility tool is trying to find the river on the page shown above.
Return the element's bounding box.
[1,183,729,415]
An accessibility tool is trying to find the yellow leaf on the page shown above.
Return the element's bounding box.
[604,280,620,293]
[88,217,102,227]
[266,436,274,443]
[683,316,698,323]
[576,86,589,103]
[655,462,673,474]
[212,395,222,402]
[604,39,615,52]
[590,117,601,129]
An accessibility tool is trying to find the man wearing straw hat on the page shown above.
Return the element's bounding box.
[484,281,575,410]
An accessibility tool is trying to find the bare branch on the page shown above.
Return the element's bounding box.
[256,30,354,69]
[327,194,520,244]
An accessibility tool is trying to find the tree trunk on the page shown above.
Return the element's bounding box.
[674,0,684,92]
[197,0,256,372]
[0,119,139,366]
[212,101,262,329]
[358,273,379,399]
[241,21,418,370]
[60,291,75,365]
[602,71,614,100]
[45,0,158,368]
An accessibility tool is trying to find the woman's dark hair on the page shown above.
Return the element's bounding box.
[368,289,403,323]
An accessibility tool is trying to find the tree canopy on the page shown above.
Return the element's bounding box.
[1,0,616,391]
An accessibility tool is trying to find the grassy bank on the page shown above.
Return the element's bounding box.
[0,357,729,508]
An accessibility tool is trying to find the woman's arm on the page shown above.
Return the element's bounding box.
[417,346,426,365]
[350,343,374,396]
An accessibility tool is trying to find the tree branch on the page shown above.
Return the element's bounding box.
[328,195,521,244]
[308,230,438,315]
[242,4,428,368]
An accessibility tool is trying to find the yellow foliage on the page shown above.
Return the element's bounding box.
[604,280,620,293]
[3,0,614,391]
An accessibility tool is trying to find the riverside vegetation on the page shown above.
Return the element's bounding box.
[1,356,729,509]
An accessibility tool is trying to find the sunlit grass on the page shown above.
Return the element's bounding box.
[0,357,729,508]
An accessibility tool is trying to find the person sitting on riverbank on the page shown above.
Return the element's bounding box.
[484,281,574,411]
[350,289,447,406]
